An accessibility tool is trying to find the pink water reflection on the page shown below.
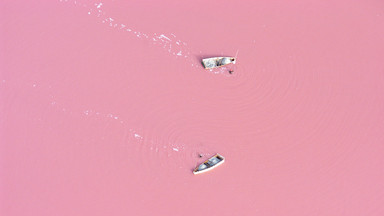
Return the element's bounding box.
[1,0,384,215]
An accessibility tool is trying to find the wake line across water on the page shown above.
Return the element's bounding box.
[59,0,201,68]
[58,0,246,75]
[46,96,214,174]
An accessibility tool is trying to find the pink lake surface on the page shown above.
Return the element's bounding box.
[1,0,384,215]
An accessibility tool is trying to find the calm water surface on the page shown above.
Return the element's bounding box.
[1,0,384,215]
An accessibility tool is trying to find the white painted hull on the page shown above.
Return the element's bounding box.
[193,154,225,175]
[202,57,236,69]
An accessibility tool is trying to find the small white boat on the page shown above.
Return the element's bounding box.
[202,57,236,69]
[193,154,225,175]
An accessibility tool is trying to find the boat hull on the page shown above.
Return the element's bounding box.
[193,154,225,175]
[202,57,236,69]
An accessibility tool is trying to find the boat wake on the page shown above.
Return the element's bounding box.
[59,0,199,68]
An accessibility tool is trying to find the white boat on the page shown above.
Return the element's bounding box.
[202,57,236,69]
[193,154,225,175]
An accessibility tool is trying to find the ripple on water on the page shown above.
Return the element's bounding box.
[57,0,368,176]
[129,95,219,175]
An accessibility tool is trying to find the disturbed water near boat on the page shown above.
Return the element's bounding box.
[1,0,384,215]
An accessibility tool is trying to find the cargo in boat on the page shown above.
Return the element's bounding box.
[202,57,236,69]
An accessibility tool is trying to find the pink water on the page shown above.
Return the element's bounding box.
[1,0,384,215]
